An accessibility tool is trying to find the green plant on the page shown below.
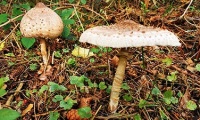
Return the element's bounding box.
[139,99,147,108]
[0,108,20,120]
[122,93,132,102]
[163,90,178,105]
[49,111,60,120]
[21,37,36,49]
[186,100,197,110]
[151,86,161,95]
[134,113,142,120]
[78,107,92,119]
[167,71,178,82]
[98,82,107,90]
[54,51,62,58]
[0,75,9,97]
[162,57,172,66]
[140,1,149,14]
[67,58,76,66]
[195,64,200,71]
[29,63,38,71]
[70,75,96,89]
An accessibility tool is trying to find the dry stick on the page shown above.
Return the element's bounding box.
[179,0,193,19]
[96,113,137,119]
[0,14,23,28]
[91,105,102,120]
[33,109,64,117]
[5,82,24,106]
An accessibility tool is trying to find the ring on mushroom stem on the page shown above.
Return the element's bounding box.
[79,20,181,113]
[20,2,64,75]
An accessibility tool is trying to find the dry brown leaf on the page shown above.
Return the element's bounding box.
[22,104,33,116]
[180,89,190,109]
[110,56,119,66]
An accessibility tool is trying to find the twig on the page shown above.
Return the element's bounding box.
[0,14,23,28]
[33,109,64,117]
[179,0,193,19]
[5,82,24,106]
[91,105,102,120]
[96,113,136,119]
[73,5,84,31]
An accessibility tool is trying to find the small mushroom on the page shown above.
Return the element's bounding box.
[20,2,63,70]
[79,20,181,112]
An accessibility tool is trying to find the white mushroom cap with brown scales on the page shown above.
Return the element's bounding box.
[79,20,181,47]
[20,2,63,39]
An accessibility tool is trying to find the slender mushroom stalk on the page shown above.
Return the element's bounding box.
[79,20,181,113]
[109,50,128,112]
[40,39,48,65]
[20,2,63,73]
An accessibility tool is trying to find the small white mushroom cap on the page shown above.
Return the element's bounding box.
[79,20,181,48]
[20,2,63,39]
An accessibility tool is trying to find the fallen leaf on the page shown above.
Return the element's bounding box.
[22,104,33,116]
[0,41,5,51]
[180,89,190,109]
[72,46,94,58]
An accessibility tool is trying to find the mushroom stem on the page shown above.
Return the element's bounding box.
[40,39,48,65]
[109,51,129,112]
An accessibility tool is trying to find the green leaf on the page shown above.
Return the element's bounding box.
[49,111,60,120]
[139,99,147,108]
[99,82,107,90]
[171,97,178,104]
[62,26,70,39]
[195,64,200,71]
[61,9,74,20]
[0,89,7,97]
[162,57,172,66]
[121,83,130,90]
[21,3,31,10]
[29,63,38,71]
[68,0,75,3]
[0,13,8,24]
[186,100,197,110]
[159,109,168,120]
[54,51,62,58]
[53,95,64,102]
[163,90,173,105]
[60,99,74,110]
[70,76,85,88]
[0,75,9,88]
[134,113,141,120]
[63,19,75,25]
[90,48,100,54]
[39,85,48,94]
[81,0,87,4]
[21,37,36,49]
[67,58,76,66]
[167,71,177,82]
[48,82,67,92]
[106,85,112,93]
[78,107,92,118]
[0,108,20,120]
[123,93,132,101]
[151,87,161,95]
[12,7,22,19]
[5,52,15,57]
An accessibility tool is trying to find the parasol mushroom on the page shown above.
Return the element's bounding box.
[20,2,63,70]
[79,20,181,112]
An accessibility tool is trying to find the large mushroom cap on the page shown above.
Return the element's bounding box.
[20,2,64,39]
[79,20,181,48]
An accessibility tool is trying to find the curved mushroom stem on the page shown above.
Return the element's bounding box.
[109,50,129,113]
[40,38,48,66]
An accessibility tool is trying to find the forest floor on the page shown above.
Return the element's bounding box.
[0,0,200,120]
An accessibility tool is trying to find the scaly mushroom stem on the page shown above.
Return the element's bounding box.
[109,51,129,112]
[40,39,48,66]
